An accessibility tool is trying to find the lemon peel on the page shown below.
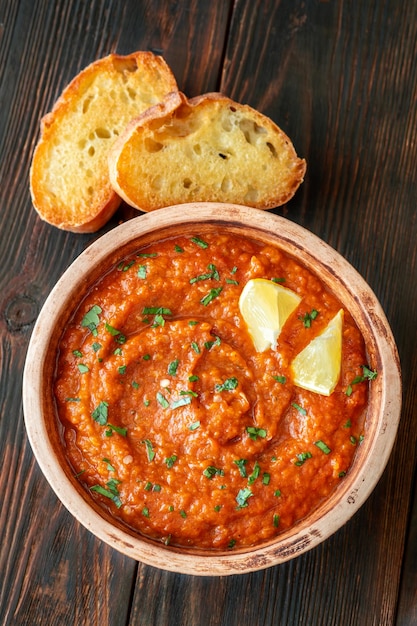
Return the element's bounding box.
[238,278,301,352]
[291,309,344,396]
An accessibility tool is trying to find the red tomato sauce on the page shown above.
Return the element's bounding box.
[54,232,369,550]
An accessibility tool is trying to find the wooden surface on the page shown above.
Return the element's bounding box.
[0,0,416,624]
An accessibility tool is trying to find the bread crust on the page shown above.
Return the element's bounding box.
[108,91,306,212]
[30,51,178,232]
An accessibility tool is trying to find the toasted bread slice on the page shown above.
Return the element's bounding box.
[30,52,178,232]
[108,91,306,212]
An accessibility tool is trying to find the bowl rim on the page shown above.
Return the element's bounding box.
[23,202,402,575]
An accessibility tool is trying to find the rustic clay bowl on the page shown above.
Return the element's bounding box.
[23,203,401,576]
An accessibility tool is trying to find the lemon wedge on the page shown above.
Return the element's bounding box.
[239,278,301,352]
[291,309,344,396]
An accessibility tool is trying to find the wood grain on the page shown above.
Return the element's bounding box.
[0,0,416,624]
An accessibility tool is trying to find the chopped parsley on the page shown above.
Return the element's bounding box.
[215,377,238,392]
[117,259,135,272]
[248,461,261,485]
[292,402,307,415]
[314,440,331,454]
[203,466,224,479]
[262,472,271,485]
[346,365,378,395]
[105,322,126,343]
[190,263,220,283]
[141,439,155,462]
[273,375,286,384]
[191,341,200,354]
[137,265,147,279]
[171,395,192,409]
[105,423,127,437]
[294,451,312,466]
[234,459,247,477]
[190,236,209,248]
[81,304,102,336]
[200,287,223,306]
[168,359,179,376]
[102,458,116,472]
[246,426,267,441]
[156,392,169,409]
[92,401,108,425]
[91,479,122,508]
[236,487,253,509]
[204,335,221,350]
[299,309,319,328]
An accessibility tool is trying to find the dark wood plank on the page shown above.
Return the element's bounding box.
[0,0,232,624]
[1,0,416,624]
[132,1,417,624]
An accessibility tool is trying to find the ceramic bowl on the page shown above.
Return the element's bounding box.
[23,202,401,575]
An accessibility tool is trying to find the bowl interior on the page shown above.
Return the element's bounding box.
[23,202,401,575]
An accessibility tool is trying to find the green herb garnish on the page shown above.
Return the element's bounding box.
[157,392,170,409]
[299,309,319,328]
[246,426,267,441]
[141,439,155,462]
[203,466,224,479]
[294,451,312,466]
[137,265,147,279]
[190,236,209,248]
[200,287,223,306]
[81,304,102,336]
[168,359,179,376]
[314,440,331,454]
[92,401,108,425]
[292,402,307,415]
[91,480,122,508]
[236,487,253,509]
[215,377,238,392]
[273,375,286,384]
[234,459,247,477]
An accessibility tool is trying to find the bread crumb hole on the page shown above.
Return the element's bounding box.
[183,178,192,189]
[221,118,233,132]
[88,146,95,157]
[267,142,277,157]
[193,144,201,155]
[86,169,93,179]
[78,139,87,149]
[151,175,163,190]
[87,186,94,195]
[145,138,163,153]
[113,57,137,75]
[82,96,94,114]
[95,127,111,139]
[221,177,232,192]
[244,186,259,203]
[127,87,137,100]
[239,119,267,145]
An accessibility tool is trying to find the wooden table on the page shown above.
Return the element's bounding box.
[1,1,416,624]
